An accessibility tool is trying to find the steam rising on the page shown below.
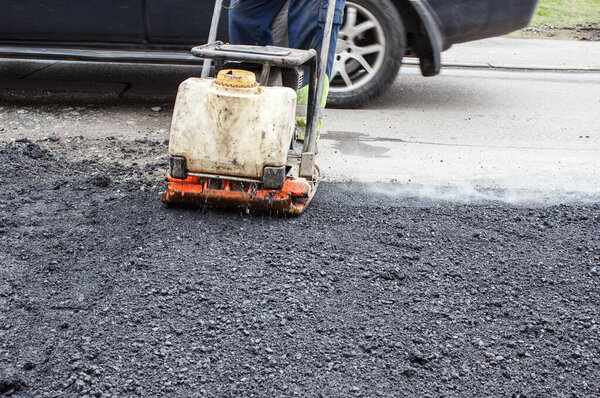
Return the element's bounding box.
[366,177,600,205]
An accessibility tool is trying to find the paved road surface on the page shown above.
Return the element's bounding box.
[1,54,599,397]
[321,66,600,198]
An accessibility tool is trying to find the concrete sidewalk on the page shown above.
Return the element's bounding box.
[407,37,600,71]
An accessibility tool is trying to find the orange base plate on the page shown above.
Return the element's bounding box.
[161,173,317,215]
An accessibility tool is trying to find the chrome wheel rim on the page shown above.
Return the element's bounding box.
[330,2,386,94]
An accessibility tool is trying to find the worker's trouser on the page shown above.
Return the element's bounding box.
[229,0,345,140]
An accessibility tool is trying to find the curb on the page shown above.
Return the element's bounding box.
[402,58,600,73]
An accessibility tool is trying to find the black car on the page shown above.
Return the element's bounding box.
[0,0,537,107]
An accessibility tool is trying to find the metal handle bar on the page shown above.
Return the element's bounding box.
[300,0,338,177]
[201,0,224,77]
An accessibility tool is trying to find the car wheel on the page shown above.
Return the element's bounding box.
[328,0,405,108]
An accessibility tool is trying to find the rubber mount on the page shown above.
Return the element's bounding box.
[263,166,286,190]
[169,156,187,180]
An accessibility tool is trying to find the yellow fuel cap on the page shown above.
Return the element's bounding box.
[215,69,258,88]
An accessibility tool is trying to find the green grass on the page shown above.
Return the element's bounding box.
[530,0,600,27]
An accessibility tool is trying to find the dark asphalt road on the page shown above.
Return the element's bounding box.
[1,139,599,397]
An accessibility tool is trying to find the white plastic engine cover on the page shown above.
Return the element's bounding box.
[168,78,297,179]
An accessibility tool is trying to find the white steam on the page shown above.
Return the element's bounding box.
[366,175,600,205]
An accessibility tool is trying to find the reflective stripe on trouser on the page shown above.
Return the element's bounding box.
[296,76,329,141]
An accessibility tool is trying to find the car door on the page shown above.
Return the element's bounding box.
[144,0,228,45]
[0,0,146,43]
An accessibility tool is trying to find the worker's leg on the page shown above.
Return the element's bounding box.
[228,0,288,46]
[288,0,345,78]
[288,0,346,140]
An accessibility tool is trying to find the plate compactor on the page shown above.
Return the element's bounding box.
[161,0,337,215]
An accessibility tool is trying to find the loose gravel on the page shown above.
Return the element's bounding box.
[1,139,599,397]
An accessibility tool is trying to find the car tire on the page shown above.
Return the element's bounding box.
[327,0,405,108]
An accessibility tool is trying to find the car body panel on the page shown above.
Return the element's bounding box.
[0,0,537,47]
[0,0,146,42]
[0,0,537,81]
[426,0,537,47]
[145,0,228,43]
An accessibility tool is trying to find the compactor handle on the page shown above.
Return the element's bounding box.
[201,0,224,77]
[300,0,338,177]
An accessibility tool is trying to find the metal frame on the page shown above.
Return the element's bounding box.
[187,171,262,183]
[201,0,224,78]
[191,0,338,180]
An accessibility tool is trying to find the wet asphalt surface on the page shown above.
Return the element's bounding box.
[1,138,599,397]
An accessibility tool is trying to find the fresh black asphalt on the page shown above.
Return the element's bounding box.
[1,139,599,397]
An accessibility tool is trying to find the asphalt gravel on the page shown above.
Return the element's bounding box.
[1,139,599,397]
